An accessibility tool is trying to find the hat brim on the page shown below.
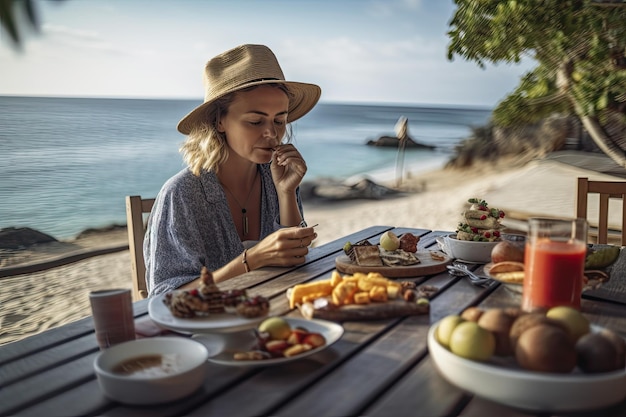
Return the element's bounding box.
[176,80,321,135]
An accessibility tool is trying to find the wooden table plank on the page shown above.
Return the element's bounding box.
[363,359,471,417]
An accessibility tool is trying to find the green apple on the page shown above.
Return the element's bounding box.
[449,321,495,361]
[380,231,400,251]
[258,317,292,340]
[546,306,590,342]
[436,315,465,349]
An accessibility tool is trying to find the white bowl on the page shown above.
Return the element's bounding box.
[436,233,526,264]
[94,337,209,405]
[436,234,499,263]
[428,322,626,412]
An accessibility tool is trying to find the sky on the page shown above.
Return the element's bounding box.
[0,0,535,107]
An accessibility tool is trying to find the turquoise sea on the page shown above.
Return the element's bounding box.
[0,96,492,239]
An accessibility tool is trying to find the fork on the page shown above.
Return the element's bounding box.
[446,263,493,287]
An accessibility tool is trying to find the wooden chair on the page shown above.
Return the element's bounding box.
[126,195,155,301]
[576,177,626,245]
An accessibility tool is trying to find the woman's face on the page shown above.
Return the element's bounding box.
[218,85,289,164]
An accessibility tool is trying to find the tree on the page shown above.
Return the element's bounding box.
[447,0,626,167]
[0,0,40,50]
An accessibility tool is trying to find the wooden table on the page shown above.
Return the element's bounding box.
[1,225,625,417]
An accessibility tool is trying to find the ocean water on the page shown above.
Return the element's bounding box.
[0,96,492,239]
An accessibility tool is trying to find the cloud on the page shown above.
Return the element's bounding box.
[39,23,155,57]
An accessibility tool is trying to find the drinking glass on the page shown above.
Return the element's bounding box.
[522,217,588,312]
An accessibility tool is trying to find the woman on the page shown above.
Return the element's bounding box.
[145,44,321,296]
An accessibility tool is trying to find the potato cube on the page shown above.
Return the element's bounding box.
[353,291,371,304]
[369,285,388,302]
[330,270,343,288]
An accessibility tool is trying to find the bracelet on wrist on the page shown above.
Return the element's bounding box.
[242,248,250,273]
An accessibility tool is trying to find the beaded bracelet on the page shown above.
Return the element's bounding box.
[242,248,250,273]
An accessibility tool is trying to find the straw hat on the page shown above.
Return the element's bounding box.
[177,44,322,135]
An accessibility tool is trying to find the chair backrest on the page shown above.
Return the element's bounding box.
[576,177,626,245]
[126,195,155,301]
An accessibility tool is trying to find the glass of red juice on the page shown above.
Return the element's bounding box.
[522,218,588,312]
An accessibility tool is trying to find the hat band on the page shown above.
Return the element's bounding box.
[246,78,281,83]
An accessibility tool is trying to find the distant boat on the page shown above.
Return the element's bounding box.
[366,135,436,149]
[367,116,436,149]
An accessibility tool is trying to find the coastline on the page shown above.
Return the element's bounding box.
[2,150,626,346]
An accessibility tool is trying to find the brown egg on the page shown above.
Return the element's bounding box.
[461,306,484,322]
[515,324,577,373]
[478,308,515,356]
[576,332,623,373]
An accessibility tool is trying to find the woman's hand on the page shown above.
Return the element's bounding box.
[270,144,307,194]
[247,226,317,269]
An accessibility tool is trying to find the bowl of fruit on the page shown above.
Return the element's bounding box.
[428,306,626,412]
[192,316,344,367]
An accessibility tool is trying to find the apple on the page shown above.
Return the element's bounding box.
[449,321,496,361]
[287,328,308,344]
[436,315,465,348]
[491,240,524,264]
[258,317,292,340]
[546,306,590,343]
[265,340,289,356]
[302,332,326,348]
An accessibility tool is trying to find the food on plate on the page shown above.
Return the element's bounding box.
[235,295,270,318]
[488,261,525,275]
[163,267,269,319]
[430,251,447,261]
[198,268,225,314]
[460,306,484,322]
[343,232,422,267]
[491,240,524,264]
[442,306,626,374]
[289,270,427,309]
[584,245,621,269]
[516,324,578,373]
[232,318,327,361]
[353,245,384,267]
[399,232,419,253]
[289,271,438,321]
[596,328,626,369]
[576,332,624,373]
[487,261,525,284]
[477,308,516,356]
[379,231,400,251]
[435,315,465,349]
[488,246,617,289]
[449,321,496,362]
[258,317,292,340]
[546,306,590,343]
[456,198,505,242]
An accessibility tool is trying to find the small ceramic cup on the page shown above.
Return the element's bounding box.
[89,288,136,349]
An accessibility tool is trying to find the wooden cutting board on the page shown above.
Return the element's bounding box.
[298,299,430,321]
[335,250,453,278]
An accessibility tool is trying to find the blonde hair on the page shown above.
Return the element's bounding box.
[180,84,294,176]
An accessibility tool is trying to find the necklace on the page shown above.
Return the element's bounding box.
[221,169,259,237]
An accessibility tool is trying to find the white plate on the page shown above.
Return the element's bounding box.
[148,293,268,333]
[428,322,626,412]
[193,317,344,366]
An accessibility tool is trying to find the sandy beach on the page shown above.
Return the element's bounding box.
[2,151,624,346]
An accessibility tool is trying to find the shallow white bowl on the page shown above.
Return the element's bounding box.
[94,337,209,405]
[428,322,626,412]
[436,234,499,263]
[436,233,526,264]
